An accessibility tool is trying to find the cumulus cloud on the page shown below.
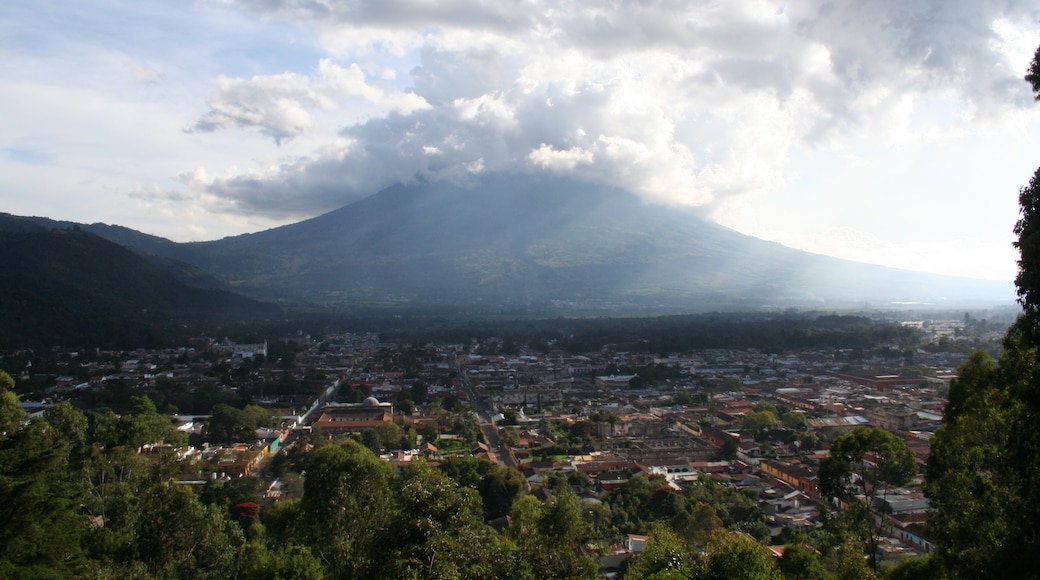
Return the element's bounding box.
[185,0,1040,218]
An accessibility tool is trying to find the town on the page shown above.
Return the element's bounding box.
[5,314,999,576]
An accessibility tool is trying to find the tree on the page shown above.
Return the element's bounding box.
[695,530,780,580]
[361,420,401,452]
[0,418,89,577]
[670,502,722,550]
[777,541,828,580]
[0,370,23,433]
[1027,43,1040,101]
[605,474,670,533]
[410,379,428,405]
[207,404,268,445]
[882,553,944,580]
[236,542,324,580]
[378,459,498,578]
[751,401,778,415]
[624,524,692,580]
[780,411,808,431]
[1013,165,1040,344]
[298,439,395,578]
[742,410,778,432]
[481,464,527,519]
[818,426,916,571]
[118,396,185,450]
[720,438,739,460]
[508,489,598,580]
[921,51,1040,577]
[925,343,1034,577]
[134,480,243,578]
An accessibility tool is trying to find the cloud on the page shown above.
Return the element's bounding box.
[782,225,1019,282]
[127,62,164,85]
[126,183,191,203]
[528,143,594,171]
[183,0,1040,220]
[189,59,429,144]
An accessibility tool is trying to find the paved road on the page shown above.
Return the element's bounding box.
[456,354,518,469]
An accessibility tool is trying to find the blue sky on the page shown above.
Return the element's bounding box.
[2,0,1039,281]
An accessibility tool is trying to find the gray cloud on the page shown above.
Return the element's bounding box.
[807,2,1037,102]
[127,183,191,203]
[230,0,539,35]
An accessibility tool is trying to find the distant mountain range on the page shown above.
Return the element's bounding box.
[13,174,1015,316]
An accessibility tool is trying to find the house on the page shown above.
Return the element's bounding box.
[310,397,393,435]
[625,534,647,553]
[760,460,818,494]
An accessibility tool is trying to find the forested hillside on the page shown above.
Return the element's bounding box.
[0,223,280,348]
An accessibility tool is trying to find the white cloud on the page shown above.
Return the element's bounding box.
[184,1,1039,220]
[190,59,430,144]
[772,225,1018,282]
[528,143,594,171]
[127,61,164,85]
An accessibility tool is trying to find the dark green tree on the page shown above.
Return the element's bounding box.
[1014,165,1040,343]
[0,418,89,577]
[670,501,723,551]
[742,409,778,432]
[507,490,598,580]
[695,530,780,580]
[1027,43,1040,100]
[207,403,268,444]
[439,455,528,519]
[298,439,395,578]
[0,370,22,433]
[777,540,828,580]
[379,459,499,578]
[118,395,185,450]
[925,338,1037,577]
[134,480,243,578]
[360,420,401,452]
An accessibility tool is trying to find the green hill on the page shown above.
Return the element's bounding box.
[0,222,280,347]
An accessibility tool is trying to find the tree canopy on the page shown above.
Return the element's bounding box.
[818,426,916,571]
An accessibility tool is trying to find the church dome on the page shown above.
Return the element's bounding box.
[362,396,381,406]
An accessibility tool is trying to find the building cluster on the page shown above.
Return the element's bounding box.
[15,324,978,565]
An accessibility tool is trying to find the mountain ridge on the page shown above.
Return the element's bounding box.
[0,217,281,346]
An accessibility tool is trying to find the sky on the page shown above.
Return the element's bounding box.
[2,1,1040,282]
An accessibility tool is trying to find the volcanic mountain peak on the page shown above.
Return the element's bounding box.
[13,174,1015,313]
[157,174,1014,311]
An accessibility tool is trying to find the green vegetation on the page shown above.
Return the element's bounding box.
[818,427,917,571]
